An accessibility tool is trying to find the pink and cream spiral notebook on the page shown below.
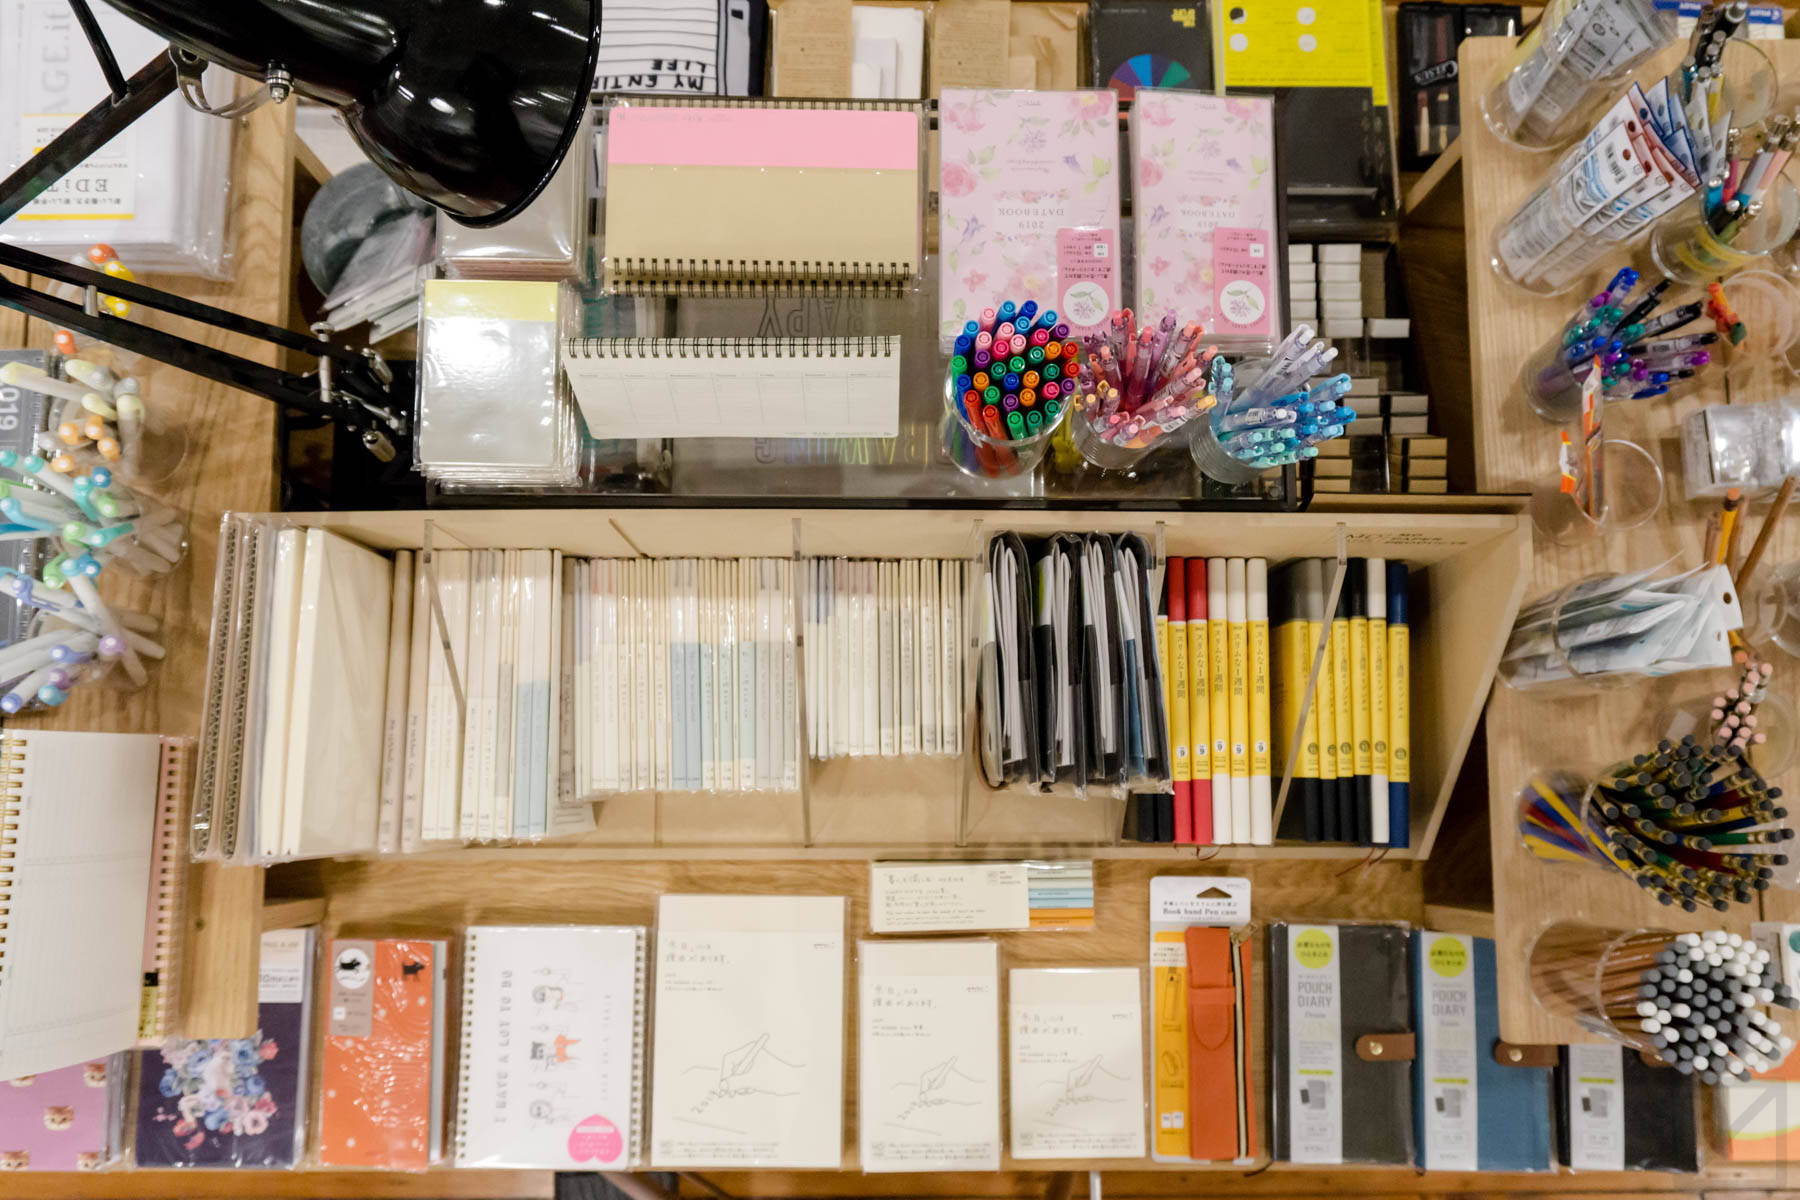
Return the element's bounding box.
[602,99,922,295]
[138,738,192,1044]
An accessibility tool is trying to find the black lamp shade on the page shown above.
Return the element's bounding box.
[98,0,601,225]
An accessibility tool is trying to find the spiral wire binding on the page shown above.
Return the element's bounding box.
[597,94,927,116]
[601,260,913,298]
[0,738,22,989]
[142,738,193,1042]
[453,928,482,1165]
[217,525,263,862]
[192,517,240,859]
[565,335,901,360]
[630,926,647,1166]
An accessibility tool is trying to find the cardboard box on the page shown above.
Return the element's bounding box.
[1008,1,1085,89]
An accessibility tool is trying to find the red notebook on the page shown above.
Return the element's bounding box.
[1186,559,1213,843]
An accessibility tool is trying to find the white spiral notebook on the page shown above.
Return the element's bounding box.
[454,925,648,1168]
[561,336,902,439]
[0,731,169,1079]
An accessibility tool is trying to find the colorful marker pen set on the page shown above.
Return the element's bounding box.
[949,299,1078,444]
[1557,268,1724,400]
[1,352,155,478]
[1071,309,1226,451]
[1206,325,1355,471]
[0,561,165,712]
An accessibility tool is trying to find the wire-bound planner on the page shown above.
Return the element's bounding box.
[139,737,193,1044]
[562,336,903,438]
[600,98,923,297]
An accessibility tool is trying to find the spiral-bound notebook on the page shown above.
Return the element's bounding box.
[601,99,922,295]
[454,926,649,1168]
[138,738,193,1044]
[562,336,901,438]
[0,731,174,1080]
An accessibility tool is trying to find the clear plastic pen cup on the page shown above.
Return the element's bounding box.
[1479,1,1678,151]
[1499,571,1667,694]
[1067,396,1192,471]
[1518,334,1589,423]
[1650,174,1800,285]
[1530,436,1663,545]
[1518,769,1610,869]
[1528,923,1672,1049]
[940,370,1068,480]
[1189,416,1270,487]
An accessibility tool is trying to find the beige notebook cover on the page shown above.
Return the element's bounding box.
[281,528,395,859]
[603,100,921,293]
[0,730,163,1079]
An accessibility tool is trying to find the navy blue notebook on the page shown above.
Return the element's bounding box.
[1411,933,1553,1171]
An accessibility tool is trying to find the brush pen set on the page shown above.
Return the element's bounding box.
[943,299,1078,480]
[1189,325,1355,487]
[1520,269,1723,421]
[1065,308,1228,470]
[1519,740,1790,912]
[1529,923,1797,1081]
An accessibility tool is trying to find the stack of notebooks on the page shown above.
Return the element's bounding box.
[1390,435,1448,494]
[132,929,314,1169]
[0,1055,128,1171]
[0,732,190,1083]
[195,522,396,864]
[567,557,801,797]
[318,210,436,341]
[1287,244,1363,339]
[979,531,1169,794]
[317,938,450,1169]
[440,109,592,283]
[803,558,968,760]
[0,0,233,276]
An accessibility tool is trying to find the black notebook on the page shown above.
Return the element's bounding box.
[1088,0,1214,100]
[1554,1044,1698,1172]
[1270,922,1415,1164]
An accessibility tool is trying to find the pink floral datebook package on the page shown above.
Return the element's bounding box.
[1131,90,1281,352]
[938,89,1121,351]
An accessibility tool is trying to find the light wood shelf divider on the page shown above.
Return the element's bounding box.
[1456,35,1800,1044]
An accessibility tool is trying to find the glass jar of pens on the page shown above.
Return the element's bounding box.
[1519,269,1722,421]
[1064,310,1225,471]
[1188,325,1356,486]
[1480,0,1678,152]
[1650,169,1800,285]
[1528,922,1797,1081]
[941,299,1075,481]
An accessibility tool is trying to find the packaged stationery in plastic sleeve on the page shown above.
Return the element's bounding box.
[415,280,581,488]
[0,1054,129,1171]
[867,860,1095,933]
[0,0,237,277]
[1268,921,1416,1165]
[977,530,1170,796]
[1009,966,1148,1159]
[440,105,594,282]
[1149,876,1256,1164]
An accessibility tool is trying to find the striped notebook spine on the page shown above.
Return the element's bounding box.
[140,737,194,1043]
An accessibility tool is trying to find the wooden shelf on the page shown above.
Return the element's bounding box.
[1402,136,1464,228]
[1456,35,1800,1044]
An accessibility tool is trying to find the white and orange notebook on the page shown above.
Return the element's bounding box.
[601,100,922,294]
[455,926,649,1168]
[138,739,194,1044]
[0,731,175,1079]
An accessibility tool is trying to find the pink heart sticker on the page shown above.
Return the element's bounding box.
[568,1114,623,1164]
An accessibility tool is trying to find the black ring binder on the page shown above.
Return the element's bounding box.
[565,335,901,359]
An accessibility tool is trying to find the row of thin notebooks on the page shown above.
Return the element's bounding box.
[0,916,1703,1173]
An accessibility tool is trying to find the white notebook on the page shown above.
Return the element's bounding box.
[1008,967,1147,1159]
[650,895,845,1168]
[281,529,394,859]
[0,730,164,1079]
[455,926,648,1168]
[858,940,1001,1172]
[561,337,901,439]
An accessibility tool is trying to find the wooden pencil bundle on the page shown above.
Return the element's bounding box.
[1554,928,1799,1084]
[1518,735,1790,912]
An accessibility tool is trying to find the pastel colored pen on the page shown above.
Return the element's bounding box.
[979,307,997,333]
[997,301,1016,325]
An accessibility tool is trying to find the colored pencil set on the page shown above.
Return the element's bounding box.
[1072,309,1228,450]
[1519,737,1791,912]
[1146,555,1410,847]
[1206,324,1356,470]
[1555,269,1720,401]
[1530,925,1796,1082]
[948,298,1078,444]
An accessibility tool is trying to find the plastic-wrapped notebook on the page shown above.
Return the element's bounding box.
[1411,932,1552,1171]
[138,738,194,1045]
[0,731,169,1080]
[1554,1043,1698,1171]
[601,99,922,295]
[1269,921,1415,1165]
[454,926,648,1168]
[132,929,314,1169]
[0,1054,128,1171]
